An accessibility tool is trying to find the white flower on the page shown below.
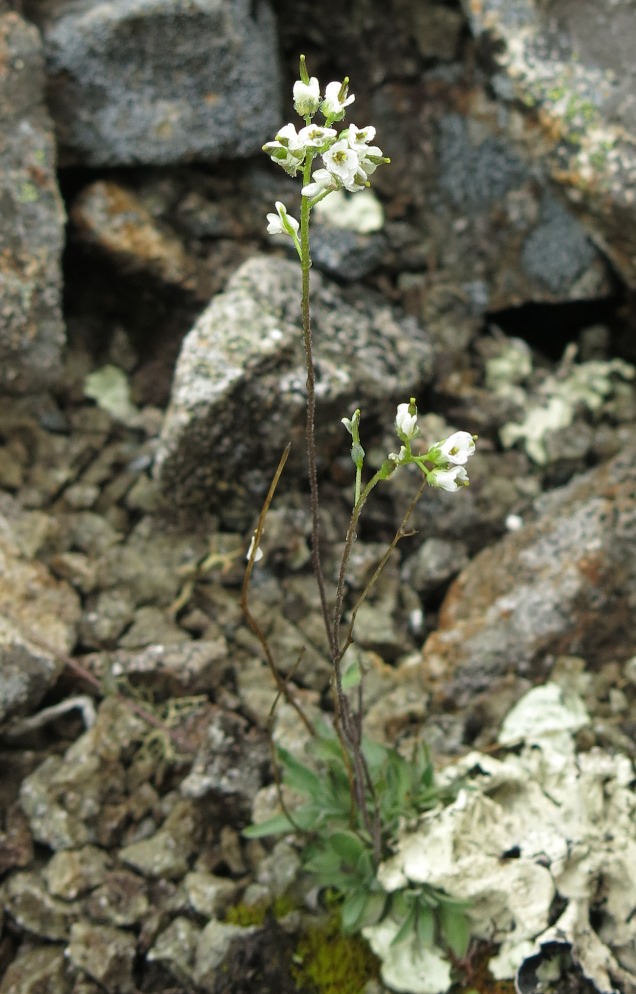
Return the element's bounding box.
[263,124,306,176]
[437,431,476,465]
[297,125,337,148]
[321,79,355,120]
[293,76,320,117]
[395,402,419,440]
[246,532,264,563]
[428,465,469,492]
[388,445,408,464]
[345,123,376,151]
[302,167,337,198]
[323,139,360,187]
[275,123,303,149]
[266,201,299,236]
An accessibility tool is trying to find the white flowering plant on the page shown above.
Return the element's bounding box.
[243,57,476,971]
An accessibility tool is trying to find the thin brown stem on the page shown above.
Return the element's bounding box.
[241,444,315,738]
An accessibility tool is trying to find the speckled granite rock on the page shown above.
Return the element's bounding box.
[154,254,435,521]
[29,0,281,166]
[0,9,65,393]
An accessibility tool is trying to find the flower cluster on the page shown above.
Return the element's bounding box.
[382,400,476,492]
[263,55,389,235]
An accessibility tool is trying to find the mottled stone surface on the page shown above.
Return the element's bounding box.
[28,0,282,166]
[0,504,81,726]
[0,10,65,393]
[461,0,636,287]
[70,181,197,289]
[154,254,435,520]
[423,445,636,704]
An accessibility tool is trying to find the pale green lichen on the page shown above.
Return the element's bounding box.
[499,353,635,464]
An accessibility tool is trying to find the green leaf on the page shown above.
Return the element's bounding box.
[390,904,417,946]
[277,747,323,798]
[341,889,369,933]
[242,812,296,838]
[439,906,470,959]
[342,659,362,690]
[414,903,435,947]
[329,830,366,865]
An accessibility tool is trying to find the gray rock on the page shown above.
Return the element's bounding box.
[193,919,258,989]
[66,922,136,994]
[19,698,146,850]
[461,0,636,288]
[83,870,149,926]
[0,10,66,393]
[43,846,110,900]
[423,445,636,704]
[154,254,435,521]
[0,511,81,726]
[30,0,281,166]
[119,799,201,879]
[147,916,201,984]
[3,871,81,940]
[401,537,469,597]
[377,79,612,314]
[0,946,71,994]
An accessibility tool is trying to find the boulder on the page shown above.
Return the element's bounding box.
[461,0,636,288]
[423,445,636,704]
[154,255,435,523]
[0,9,65,393]
[28,0,282,166]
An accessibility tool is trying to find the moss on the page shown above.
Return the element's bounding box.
[291,914,380,994]
[223,894,297,928]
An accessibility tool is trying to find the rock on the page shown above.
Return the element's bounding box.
[0,9,66,392]
[184,870,237,918]
[43,846,110,900]
[30,0,281,166]
[0,510,81,726]
[461,0,636,288]
[401,537,469,598]
[119,799,201,879]
[423,445,636,705]
[70,181,198,290]
[193,919,259,989]
[66,922,136,994]
[19,698,146,850]
[376,74,612,316]
[147,916,201,985]
[154,254,435,520]
[84,638,230,696]
[180,708,268,812]
[0,946,71,994]
[3,870,81,940]
[83,870,149,926]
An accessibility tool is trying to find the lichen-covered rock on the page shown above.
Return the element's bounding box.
[30,0,281,166]
[423,445,636,704]
[154,254,435,521]
[461,0,636,288]
[0,10,66,393]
